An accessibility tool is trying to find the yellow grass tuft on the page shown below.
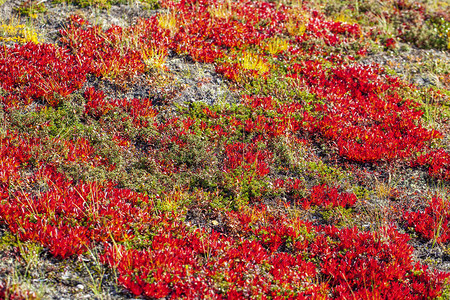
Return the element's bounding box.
[266,37,289,55]
[334,13,357,24]
[141,46,167,71]
[208,0,232,19]
[240,52,270,74]
[158,12,178,35]
[286,19,306,37]
[285,8,308,37]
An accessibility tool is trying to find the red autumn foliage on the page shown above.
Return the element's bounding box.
[0,0,448,298]
[310,226,449,299]
[301,184,358,209]
[0,43,88,107]
[287,62,440,162]
[0,166,154,258]
[413,149,450,182]
[404,196,450,244]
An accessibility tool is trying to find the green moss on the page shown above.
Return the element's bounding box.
[352,185,371,200]
[413,87,450,130]
[9,97,86,140]
[155,187,192,214]
[0,227,18,251]
[319,206,355,227]
[306,161,347,186]
[221,167,268,210]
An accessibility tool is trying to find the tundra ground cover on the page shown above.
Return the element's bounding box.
[0,0,449,298]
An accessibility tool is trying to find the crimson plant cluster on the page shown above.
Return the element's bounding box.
[0,0,449,298]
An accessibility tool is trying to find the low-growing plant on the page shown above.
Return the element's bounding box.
[413,149,450,182]
[0,0,449,297]
[0,279,40,300]
[237,51,271,81]
[157,11,178,34]
[265,36,289,55]
[208,0,232,19]
[319,205,355,227]
[404,195,450,245]
[14,0,47,18]
[141,46,167,71]
[139,0,160,9]
[0,18,40,44]
[156,186,192,213]
[17,240,43,278]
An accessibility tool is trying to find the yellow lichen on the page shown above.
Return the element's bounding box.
[0,19,40,44]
